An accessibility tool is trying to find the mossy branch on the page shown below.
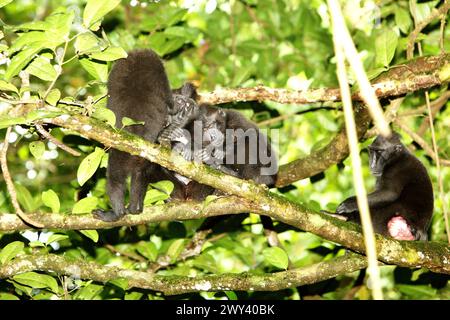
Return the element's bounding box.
[0,253,368,295]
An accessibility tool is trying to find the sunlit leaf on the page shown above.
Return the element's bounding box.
[0,241,24,265]
[45,89,61,106]
[167,239,186,263]
[262,247,289,270]
[83,0,121,30]
[29,141,45,160]
[79,230,99,243]
[79,57,108,82]
[13,272,59,294]
[89,46,127,61]
[42,189,60,213]
[72,197,99,214]
[77,147,105,186]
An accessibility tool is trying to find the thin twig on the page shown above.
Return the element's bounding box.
[410,0,450,243]
[439,8,447,53]
[42,40,69,101]
[394,119,450,166]
[407,1,450,59]
[148,230,212,272]
[328,0,383,300]
[424,91,450,243]
[0,127,44,228]
[399,91,450,118]
[105,244,146,263]
[35,123,81,157]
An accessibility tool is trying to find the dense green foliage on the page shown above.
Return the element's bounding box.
[0,0,449,300]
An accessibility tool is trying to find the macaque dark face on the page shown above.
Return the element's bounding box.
[368,133,404,176]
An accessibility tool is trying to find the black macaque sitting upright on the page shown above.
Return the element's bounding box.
[334,132,434,240]
[93,49,174,222]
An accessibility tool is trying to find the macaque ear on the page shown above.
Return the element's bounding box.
[218,109,226,117]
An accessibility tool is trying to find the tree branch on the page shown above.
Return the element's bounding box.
[0,252,368,295]
[198,54,449,106]
[0,195,449,274]
[275,54,449,186]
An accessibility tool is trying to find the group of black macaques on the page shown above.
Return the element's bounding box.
[92,49,434,241]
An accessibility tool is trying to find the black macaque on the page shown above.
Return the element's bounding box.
[161,82,278,188]
[93,49,174,222]
[334,132,434,240]
[160,83,279,242]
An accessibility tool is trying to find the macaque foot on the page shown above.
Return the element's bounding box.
[126,206,144,215]
[92,209,126,222]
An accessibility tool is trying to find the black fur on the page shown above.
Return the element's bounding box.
[93,49,174,222]
[166,83,278,190]
[335,133,434,240]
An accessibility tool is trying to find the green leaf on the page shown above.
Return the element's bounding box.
[92,107,116,127]
[14,183,38,212]
[13,21,48,31]
[0,116,27,129]
[411,1,439,25]
[5,45,43,81]
[74,32,101,54]
[0,241,24,265]
[0,80,18,93]
[72,197,99,214]
[108,278,128,290]
[167,239,186,263]
[29,141,45,160]
[366,67,387,80]
[0,293,19,300]
[45,88,61,106]
[74,283,103,300]
[395,8,412,34]
[159,38,185,56]
[262,247,289,270]
[397,284,437,299]
[29,241,45,248]
[0,0,13,8]
[42,189,60,213]
[149,180,174,195]
[13,272,59,294]
[121,117,145,127]
[79,230,99,242]
[143,189,170,206]
[136,241,158,262]
[375,29,398,68]
[26,56,57,81]
[45,9,75,41]
[8,31,47,54]
[79,57,108,82]
[224,291,238,300]
[83,0,121,30]
[164,26,198,41]
[45,234,68,245]
[77,147,105,186]
[89,46,127,61]
[124,292,143,300]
